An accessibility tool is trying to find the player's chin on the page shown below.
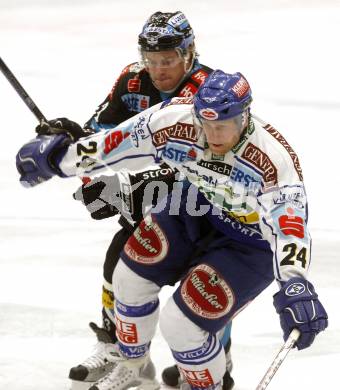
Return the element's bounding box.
[154,79,175,92]
[208,143,230,154]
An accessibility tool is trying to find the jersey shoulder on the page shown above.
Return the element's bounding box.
[118,62,146,78]
[174,62,213,98]
[261,121,304,182]
[243,116,304,185]
[109,62,148,94]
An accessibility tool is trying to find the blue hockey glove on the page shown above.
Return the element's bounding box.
[16,134,71,187]
[273,277,328,350]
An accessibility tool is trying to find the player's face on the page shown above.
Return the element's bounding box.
[202,116,245,155]
[143,50,186,92]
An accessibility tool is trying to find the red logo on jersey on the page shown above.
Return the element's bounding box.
[191,70,209,85]
[115,318,138,343]
[187,148,197,160]
[179,83,198,98]
[124,217,169,264]
[140,96,149,110]
[128,78,141,92]
[181,264,235,319]
[179,368,214,388]
[279,215,305,238]
[104,130,130,154]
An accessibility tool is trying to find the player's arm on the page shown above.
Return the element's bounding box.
[15,101,167,187]
[258,169,327,350]
[73,163,178,224]
[259,182,311,282]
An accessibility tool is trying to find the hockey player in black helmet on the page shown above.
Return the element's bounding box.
[138,11,196,92]
[33,10,234,390]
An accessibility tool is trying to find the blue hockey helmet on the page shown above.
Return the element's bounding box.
[194,70,252,121]
[138,11,195,54]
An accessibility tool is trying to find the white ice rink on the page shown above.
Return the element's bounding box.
[0,0,339,389]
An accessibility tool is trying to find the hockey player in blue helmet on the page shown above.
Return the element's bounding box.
[16,69,328,390]
[193,70,253,155]
[25,10,234,390]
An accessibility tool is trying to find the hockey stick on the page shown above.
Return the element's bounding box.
[0,57,91,183]
[255,328,300,390]
[0,57,47,124]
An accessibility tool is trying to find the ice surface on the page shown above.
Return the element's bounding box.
[0,1,339,389]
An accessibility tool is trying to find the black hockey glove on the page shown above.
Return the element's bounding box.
[73,175,126,221]
[36,117,94,142]
[73,164,178,224]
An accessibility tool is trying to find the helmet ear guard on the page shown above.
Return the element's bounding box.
[193,70,253,122]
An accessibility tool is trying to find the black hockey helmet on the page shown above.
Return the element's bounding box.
[138,11,195,53]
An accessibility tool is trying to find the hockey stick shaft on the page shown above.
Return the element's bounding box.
[0,57,91,184]
[255,328,300,390]
[0,57,47,123]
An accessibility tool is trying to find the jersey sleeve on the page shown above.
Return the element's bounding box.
[59,103,164,177]
[257,149,311,284]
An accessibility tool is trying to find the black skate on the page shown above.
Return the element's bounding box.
[68,322,120,390]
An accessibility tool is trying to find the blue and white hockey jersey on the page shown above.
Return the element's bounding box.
[59,97,310,283]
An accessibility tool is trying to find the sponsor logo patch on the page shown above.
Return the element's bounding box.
[181,264,234,319]
[165,97,194,107]
[179,83,198,98]
[124,217,169,264]
[142,166,176,180]
[285,282,305,296]
[168,12,186,27]
[231,76,250,98]
[104,130,130,155]
[115,318,138,343]
[130,116,149,147]
[199,108,218,120]
[273,189,305,210]
[163,145,194,162]
[187,148,197,161]
[127,78,141,92]
[241,143,278,184]
[179,368,214,388]
[152,122,198,147]
[230,165,259,187]
[198,160,232,176]
[278,213,305,238]
[211,153,224,161]
[121,93,150,113]
[265,124,304,181]
[191,70,209,84]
